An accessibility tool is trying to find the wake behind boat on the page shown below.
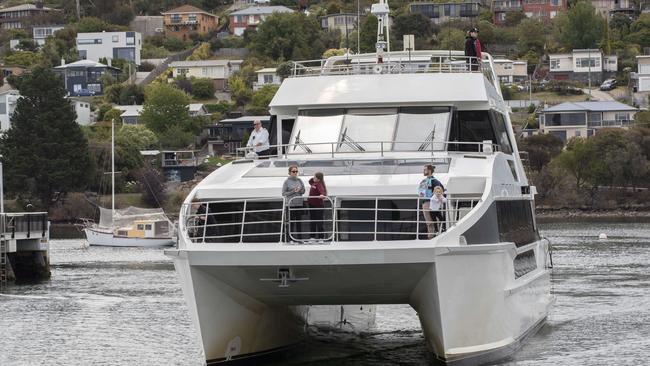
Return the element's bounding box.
[166,1,552,363]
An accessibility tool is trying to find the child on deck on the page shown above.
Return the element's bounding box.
[429,186,447,236]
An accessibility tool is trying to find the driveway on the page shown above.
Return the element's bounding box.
[581,88,615,101]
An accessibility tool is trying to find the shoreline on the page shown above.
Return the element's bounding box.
[536,208,650,223]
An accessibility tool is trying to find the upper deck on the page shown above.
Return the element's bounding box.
[269,51,504,115]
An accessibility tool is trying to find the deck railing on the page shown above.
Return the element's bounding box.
[236,140,500,160]
[1,212,49,239]
[289,52,497,86]
[183,196,482,244]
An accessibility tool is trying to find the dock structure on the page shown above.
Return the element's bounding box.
[0,212,50,288]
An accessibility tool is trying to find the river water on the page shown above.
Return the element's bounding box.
[1,222,649,365]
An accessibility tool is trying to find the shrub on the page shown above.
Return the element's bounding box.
[138,61,156,72]
[191,78,216,99]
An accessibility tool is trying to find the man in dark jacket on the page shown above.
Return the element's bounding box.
[464,27,481,71]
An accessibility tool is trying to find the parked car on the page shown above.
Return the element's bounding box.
[600,79,617,91]
[74,89,96,96]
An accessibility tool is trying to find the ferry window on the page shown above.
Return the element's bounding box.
[448,110,497,151]
[137,224,144,230]
[290,112,343,153]
[491,112,513,154]
[338,108,396,152]
[395,107,450,151]
[145,224,152,230]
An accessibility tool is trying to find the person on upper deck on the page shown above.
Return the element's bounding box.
[308,172,328,240]
[246,119,270,157]
[282,165,306,240]
[464,27,481,72]
[419,164,444,239]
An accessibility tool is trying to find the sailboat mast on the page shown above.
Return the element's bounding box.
[111,118,115,214]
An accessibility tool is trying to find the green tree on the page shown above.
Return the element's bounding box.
[626,13,650,48]
[556,1,605,49]
[392,13,433,49]
[75,17,117,33]
[229,75,252,106]
[246,85,279,115]
[0,67,93,206]
[435,29,466,51]
[517,18,548,56]
[553,137,599,191]
[115,124,159,170]
[3,51,43,67]
[504,11,527,27]
[140,83,194,148]
[247,12,335,60]
[191,78,216,99]
[519,133,564,172]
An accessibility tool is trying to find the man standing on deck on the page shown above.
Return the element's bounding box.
[419,164,444,239]
[246,119,270,157]
[464,27,481,72]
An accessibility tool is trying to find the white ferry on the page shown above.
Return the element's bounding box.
[166,5,553,364]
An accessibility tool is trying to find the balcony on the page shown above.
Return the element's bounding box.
[493,2,523,12]
[587,120,634,128]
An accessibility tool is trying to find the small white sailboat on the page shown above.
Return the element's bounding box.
[84,120,175,247]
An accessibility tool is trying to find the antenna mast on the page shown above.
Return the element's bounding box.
[371,0,390,63]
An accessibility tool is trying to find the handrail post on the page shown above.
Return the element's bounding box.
[202,204,209,244]
[374,198,378,241]
[239,200,247,243]
[416,198,421,240]
[279,197,285,243]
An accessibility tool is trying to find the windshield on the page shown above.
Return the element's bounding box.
[288,107,451,154]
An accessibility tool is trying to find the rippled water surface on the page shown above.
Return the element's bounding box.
[1,222,649,365]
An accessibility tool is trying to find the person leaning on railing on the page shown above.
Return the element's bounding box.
[282,165,306,240]
[246,120,270,157]
[307,172,327,240]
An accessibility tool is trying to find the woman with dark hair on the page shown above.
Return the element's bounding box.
[308,172,327,240]
[282,165,305,241]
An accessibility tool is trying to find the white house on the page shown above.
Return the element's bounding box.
[539,101,637,142]
[189,103,208,117]
[76,31,142,65]
[0,89,20,132]
[169,60,243,90]
[33,25,64,45]
[253,68,281,91]
[635,55,650,92]
[114,105,145,125]
[70,98,92,125]
[493,59,528,84]
[548,49,617,83]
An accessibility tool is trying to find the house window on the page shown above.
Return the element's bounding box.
[575,130,581,137]
[137,224,145,230]
[576,58,599,68]
[0,102,6,115]
[615,113,629,121]
[202,67,210,76]
[112,35,119,42]
[77,38,102,45]
[263,74,274,84]
[503,63,513,70]
[171,14,181,23]
[550,59,560,70]
[87,84,102,92]
[178,68,189,76]
[189,14,197,23]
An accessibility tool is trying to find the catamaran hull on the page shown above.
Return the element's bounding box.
[84,228,174,247]
[167,239,552,364]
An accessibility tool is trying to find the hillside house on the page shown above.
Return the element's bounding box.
[548,49,617,84]
[162,5,219,41]
[229,6,294,36]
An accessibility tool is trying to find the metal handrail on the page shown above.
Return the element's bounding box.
[236,140,500,160]
[182,195,482,244]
